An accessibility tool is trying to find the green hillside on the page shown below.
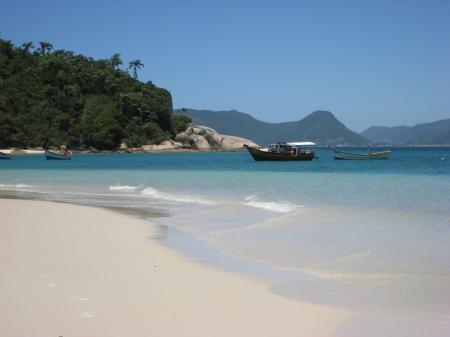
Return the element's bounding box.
[174,109,368,146]
[0,38,187,150]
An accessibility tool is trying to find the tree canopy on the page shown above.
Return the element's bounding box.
[0,38,190,150]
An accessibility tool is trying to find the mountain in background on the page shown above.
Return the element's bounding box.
[361,119,450,145]
[174,109,368,146]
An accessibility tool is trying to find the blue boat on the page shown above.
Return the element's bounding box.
[0,151,11,160]
[45,150,72,160]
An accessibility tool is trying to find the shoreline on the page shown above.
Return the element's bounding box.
[0,148,248,154]
[0,198,352,337]
[2,145,450,156]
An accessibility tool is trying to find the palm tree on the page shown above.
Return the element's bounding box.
[110,53,123,69]
[21,42,34,52]
[128,59,144,79]
[38,41,53,55]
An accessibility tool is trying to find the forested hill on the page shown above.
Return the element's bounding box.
[174,108,368,146]
[0,38,189,150]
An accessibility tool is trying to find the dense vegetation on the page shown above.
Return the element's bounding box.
[174,109,368,146]
[0,38,191,149]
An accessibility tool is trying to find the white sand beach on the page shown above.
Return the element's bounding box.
[0,199,351,337]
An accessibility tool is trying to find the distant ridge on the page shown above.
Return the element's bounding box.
[361,119,450,145]
[174,109,368,146]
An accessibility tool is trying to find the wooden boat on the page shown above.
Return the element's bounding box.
[330,146,390,160]
[245,142,316,161]
[45,150,72,160]
[0,151,11,160]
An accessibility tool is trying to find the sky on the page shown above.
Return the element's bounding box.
[1,0,450,131]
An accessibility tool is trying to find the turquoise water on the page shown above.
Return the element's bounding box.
[1,148,450,319]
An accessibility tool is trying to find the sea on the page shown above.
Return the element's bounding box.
[1,147,450,326]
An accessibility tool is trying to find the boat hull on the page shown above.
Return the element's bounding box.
[246,146,315,161]
[330,147,390,160]
[45,150,72,160]
[0,152,11,160]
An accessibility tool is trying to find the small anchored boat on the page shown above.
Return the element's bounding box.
[330,146,390,160]
[245,142,316,161]
[45,149,72,160]
[0,151,12,160]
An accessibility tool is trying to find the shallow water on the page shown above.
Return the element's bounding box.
[1,148,450,321]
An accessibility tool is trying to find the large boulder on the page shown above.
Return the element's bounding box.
[203,132,223,149]
[174,132,189,144]
[220,135,258,151]
[174,125,258,151]
[187,125,217,135]
[189,134,211,150]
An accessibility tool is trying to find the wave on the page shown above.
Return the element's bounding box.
[244,195,299,213]
[109,185,139,191]
[141,187,215,205]
[0,183,34,188]
[16,184,33,188]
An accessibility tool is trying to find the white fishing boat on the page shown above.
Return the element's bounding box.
[45,149,72,160]
[0,151,12,159]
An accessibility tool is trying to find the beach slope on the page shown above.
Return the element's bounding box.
[0,199,349,337]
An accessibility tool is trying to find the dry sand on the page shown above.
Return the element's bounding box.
[0,199,352,337]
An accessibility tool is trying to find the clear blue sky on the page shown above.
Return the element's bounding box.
[1,0,450,131]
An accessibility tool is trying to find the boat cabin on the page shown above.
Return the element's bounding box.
[266,142,315,155]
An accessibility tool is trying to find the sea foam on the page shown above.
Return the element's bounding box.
[141,187,215,205]
[0,183,34,188]
[244,195,299,213]
[109,185,139,191]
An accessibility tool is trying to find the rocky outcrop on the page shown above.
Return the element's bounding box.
[175,125,258,151]
[220,135,258,151]
[141,140,184,152]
